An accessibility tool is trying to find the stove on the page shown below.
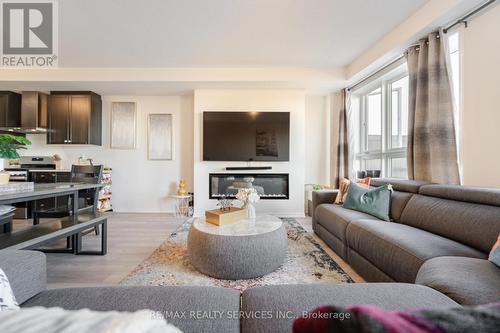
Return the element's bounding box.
[7,156,56,171]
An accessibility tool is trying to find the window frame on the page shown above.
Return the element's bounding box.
[352,64,408,178]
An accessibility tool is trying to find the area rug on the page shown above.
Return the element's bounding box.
[120,218,354,291]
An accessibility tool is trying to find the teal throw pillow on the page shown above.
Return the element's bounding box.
[342,183,392,221]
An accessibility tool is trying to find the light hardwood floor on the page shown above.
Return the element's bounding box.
[13,213,363,289]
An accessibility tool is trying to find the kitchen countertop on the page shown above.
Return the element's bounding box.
[0,182,103,204]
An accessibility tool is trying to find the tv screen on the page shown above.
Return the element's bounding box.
[203,112,290,161]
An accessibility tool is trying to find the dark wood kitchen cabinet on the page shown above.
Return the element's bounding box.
[0,91,21,128]
[31,171,56,183]
[47,91,102,145]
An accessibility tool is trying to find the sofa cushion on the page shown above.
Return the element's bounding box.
[416,256,500,305]
[315,223,347,260]
[22,286,240,333]
[241,283,458,333]
[400,194,500,253]
[370,178,432,193]
[419,184,500,207]
[346,248,395,282]
[388,190,413,222]
[315,204,374,242]
[0,250,46,304]
[0,268,19,311]
[346,220,486,283]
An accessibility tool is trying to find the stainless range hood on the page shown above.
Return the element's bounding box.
[0,91,49,133]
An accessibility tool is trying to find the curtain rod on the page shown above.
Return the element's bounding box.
[347,0,497,91]
[443,0,497,33]
[347,55,405,92]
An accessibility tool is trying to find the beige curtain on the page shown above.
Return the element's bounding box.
[406,32,460,184]
[333,89,352,188]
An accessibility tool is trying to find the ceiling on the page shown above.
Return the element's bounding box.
[0,81,330,96]
[58,0,429,70]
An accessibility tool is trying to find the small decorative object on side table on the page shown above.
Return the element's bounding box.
[177,179,188,196]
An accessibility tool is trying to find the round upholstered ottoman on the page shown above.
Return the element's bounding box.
[187,215,288,280]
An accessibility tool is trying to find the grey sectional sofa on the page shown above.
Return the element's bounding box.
[312,178,500,305]
[1,250,459,333]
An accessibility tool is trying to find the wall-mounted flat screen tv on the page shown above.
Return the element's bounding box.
[203,112,290,161]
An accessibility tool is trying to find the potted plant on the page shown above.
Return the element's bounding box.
[0,134,31,184]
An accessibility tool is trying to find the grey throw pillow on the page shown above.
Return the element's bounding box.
[342,183,392,221]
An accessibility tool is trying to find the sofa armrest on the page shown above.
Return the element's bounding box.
[312,190,339,230]
[0,250,46,304]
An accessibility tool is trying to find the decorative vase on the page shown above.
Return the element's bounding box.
[246,203,256,219]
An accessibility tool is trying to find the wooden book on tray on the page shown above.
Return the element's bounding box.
[205,207,246,226]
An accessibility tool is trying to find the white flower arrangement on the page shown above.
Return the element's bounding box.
[236,187,260,205]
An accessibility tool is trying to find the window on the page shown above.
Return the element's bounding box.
[350,33,460,180]
[446,30,462,179]
[352,64,409,179]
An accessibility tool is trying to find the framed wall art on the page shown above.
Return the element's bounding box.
[148,113,173,160]
[111,102,136,149]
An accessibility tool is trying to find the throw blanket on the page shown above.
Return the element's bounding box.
[293,303,500,333]
[0,306,182,333]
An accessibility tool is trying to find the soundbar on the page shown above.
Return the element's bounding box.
[225,166,272,171]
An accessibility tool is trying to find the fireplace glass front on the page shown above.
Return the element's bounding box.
[209,173,289,200]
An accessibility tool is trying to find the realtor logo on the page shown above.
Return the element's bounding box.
[1,0,58,67]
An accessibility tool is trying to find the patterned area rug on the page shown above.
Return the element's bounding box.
[121,218,353,291]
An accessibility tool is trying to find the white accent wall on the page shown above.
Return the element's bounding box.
[461,4,500,187]
[193,89,306,217]
[305,95,330,186]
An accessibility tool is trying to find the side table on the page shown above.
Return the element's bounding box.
[171,195,191,217]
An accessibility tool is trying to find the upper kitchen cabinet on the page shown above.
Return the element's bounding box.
[0,91,21,128]
[48,91,102,145]
[0,91,48,133]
